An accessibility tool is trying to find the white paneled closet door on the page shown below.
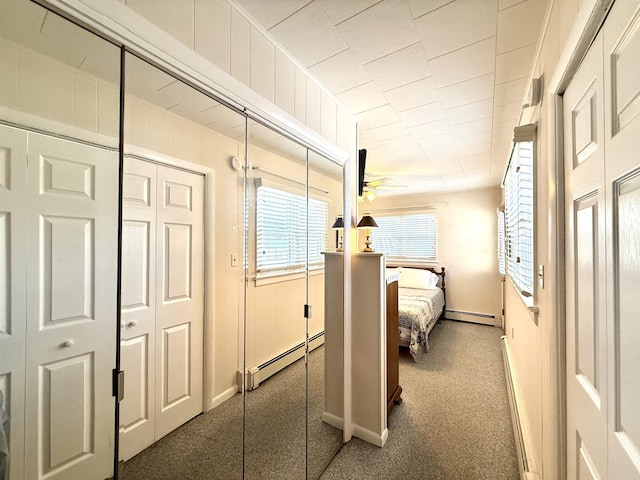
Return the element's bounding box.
[0,125,28,480]
[564,0,640,478]
[120,158,204,460]
[24,132,118,480]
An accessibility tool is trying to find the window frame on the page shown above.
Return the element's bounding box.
[502,123,537,299]
[369,210,438,264]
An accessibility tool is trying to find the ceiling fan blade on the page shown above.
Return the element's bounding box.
[373,184,408,190]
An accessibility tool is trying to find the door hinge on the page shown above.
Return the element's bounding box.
[113,369,125,402]
[304,304,312,319]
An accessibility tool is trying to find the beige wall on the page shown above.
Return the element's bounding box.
[503,0,600,478]
[369,186,503,325]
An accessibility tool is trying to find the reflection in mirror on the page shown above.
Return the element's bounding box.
[0,1,120,479]
[244,122,309,478]
[308,151,344,479]
[118,53,246,479]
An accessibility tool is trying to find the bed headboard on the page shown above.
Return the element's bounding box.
[387,265,446,316]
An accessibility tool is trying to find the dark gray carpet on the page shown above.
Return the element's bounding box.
[320,320,519,480]
[118,320,518,480]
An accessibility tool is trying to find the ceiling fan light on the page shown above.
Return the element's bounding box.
[365,190,376,202]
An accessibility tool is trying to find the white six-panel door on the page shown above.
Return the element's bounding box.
[120,157,204,460]
[564,0,640,478]
[0,124,118,480]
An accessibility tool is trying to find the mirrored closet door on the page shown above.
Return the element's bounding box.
[0,1,121,478]
[118,53,246,479]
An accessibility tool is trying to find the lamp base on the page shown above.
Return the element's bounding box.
[362,247,374,252]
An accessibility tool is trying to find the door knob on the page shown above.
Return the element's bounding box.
[62,340,74,348]
[127,320,138,328]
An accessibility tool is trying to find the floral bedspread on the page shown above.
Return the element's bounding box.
[398,288,443,362]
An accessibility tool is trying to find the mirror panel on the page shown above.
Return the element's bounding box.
[0,1,121,479]
[119,52,245,479]
[307,151,345,479]
[244,121,308,478]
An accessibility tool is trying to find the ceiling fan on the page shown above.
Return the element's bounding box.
[360,176,408,202]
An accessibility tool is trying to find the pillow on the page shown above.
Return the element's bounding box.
[398,267,439,290]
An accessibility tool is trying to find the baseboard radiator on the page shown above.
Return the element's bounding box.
[501,335,540,480]
[446,309,497,325]
[239,332,325,391]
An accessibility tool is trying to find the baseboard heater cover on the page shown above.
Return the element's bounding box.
[446,309,497,325]
[501,335,540,480]
[239,332,325,391]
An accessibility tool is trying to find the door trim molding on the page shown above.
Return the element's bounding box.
[121,146,216,413]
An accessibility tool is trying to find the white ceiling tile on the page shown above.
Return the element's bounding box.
[417,134,453,150]
[493,101,521,123]
[494,76,528,106]
[384,77,439,111]
[444,99,494,125]
[427,145,459,161]
[499,0,527,10]
[438,73,495,109]
[458,143,491,157]
[416,0,497,59]
[429,37,496,88]
[398,102,445,126]
[460,154,489,168]
[235,0,310,29]
[357,104,401,130]
[496,0,546,54]
[308,49,371,93]
[407,0,454,18]
[316,0,381,25]
[495,43,536,84]
[380,135,421,152]
[493,119,516,138]
[359,135,383,151]
[450,117,493,137]
[454,133,492,147]
[336,81,387,113]
[337,0,419,64]
[270,2,348,67]
[364,43,431,92]
[409,119,450,139]
[368,122,410,140]
[436,163,464,175]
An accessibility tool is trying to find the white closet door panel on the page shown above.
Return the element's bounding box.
[564,33,608,480]
[25,133,118,480]
[0,125,28,480]
[119,157,157,461]
[604,1,640,477]
[154,164,203,440]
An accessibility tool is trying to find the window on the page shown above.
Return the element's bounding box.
[503,124,536,296]
[370,212,437,263]
[497,208,506,276]
[256,184,328,277]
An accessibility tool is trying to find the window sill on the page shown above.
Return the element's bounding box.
[255,267,324,287]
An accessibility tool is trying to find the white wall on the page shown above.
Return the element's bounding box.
[369,186,503,325]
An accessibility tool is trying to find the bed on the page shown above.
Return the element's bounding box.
[387,266,446,362]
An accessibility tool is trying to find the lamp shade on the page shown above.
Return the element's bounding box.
[357,214,378,228]
[331,216,344,229]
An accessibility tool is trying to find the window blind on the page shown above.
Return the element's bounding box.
[370,213,437,262]
[497,209,506,276]
[504,140,534,294]
[256,185,327,276]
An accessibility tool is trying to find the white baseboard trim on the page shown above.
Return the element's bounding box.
[322,412,344,430]
[210,385,238,409]
[352,424,388,448]
[501,336,540,480]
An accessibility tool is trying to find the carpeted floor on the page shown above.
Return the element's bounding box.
[118,320,518,480]
[321,320,519,480]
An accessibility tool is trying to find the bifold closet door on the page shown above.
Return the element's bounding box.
[120,158,204,460]
[24,132,118,480]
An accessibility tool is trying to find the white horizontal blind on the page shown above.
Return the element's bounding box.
[370,213,437,262]
[256,185,327,276]
[497,209,506,275]
[504,140,534,294]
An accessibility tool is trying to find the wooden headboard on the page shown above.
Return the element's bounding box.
[387,265,446,318]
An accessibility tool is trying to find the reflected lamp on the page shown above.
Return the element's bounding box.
[331,216,344,252]
[357,213,378,252]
